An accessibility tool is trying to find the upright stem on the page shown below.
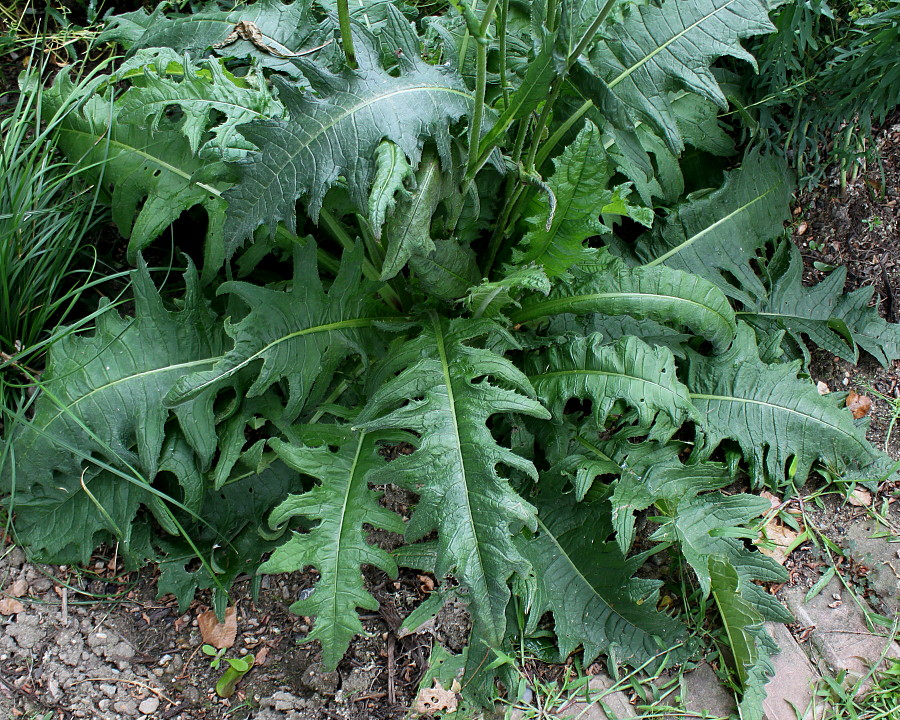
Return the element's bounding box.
[498,0,510,107]
[568,0,618,68]
[466,0,499,178]
[467,40,489,178]
[336,0,357,69]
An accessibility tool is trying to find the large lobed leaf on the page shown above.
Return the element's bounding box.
[101,0,333,78]
[355,315,550,650]
[118,57,284,161]
[516,475,687,667]
[259,426,405,668]
[585,0,774,153]
[635,152,794,308]
[39,70,230,278]
[223,19,473,247]
[512,250,736,352]
[744,240,900,367]
[529,334,697,440]
[686,323,890,485]
[166,242,393,422]
[4,262,223,562]
[514,121,653,276]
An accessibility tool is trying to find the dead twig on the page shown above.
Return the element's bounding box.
[71,677,177,705]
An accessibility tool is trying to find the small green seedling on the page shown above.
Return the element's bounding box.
[201,645,255,697]
[215,654,255,698]
[201,643,227,669]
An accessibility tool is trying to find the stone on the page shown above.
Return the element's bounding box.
[114,700,139,715]
[138,697,159,715]
[782,577,900,687]
[300,662,341,695]
[30,576,53,593]
[182,686,200,703]
[548,673,636,720]
[679,662,735,719]
[100,684,118,698]
[845,518,900,615]
[270,690,302,711]
[342,668,372,695]
[5,546,26,567]
[762,622,821,720]
[7,616,44,649]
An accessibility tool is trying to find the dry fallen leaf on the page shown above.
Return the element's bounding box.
[198,606,237,649]
[846,390,872,419]
[848,488,872,507]
[414,681,457,716]
[756,520,799,565]
[796,221,808,235]
[760,490,781,510]
[0,597,25,615]
[816,381,830,395]
[255,646,269,666]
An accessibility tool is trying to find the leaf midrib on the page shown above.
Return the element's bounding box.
[511,292,732,330]
[531,368,685,399]
[608,0,741,89]
[535,517,651,642]
[689,392,868,449]
[430,312,494,634]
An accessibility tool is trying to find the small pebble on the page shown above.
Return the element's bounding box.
[139,696,159,715]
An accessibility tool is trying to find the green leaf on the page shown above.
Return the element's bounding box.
[156,460,300,610]
[40,70,229,278]
[223,30,472,246]
[743,240,900,367]
[596,441,733,553]
[381,151,441,280]
[686,323,888,485]
[465,265,551,320]
[166,242,391,421]
[514,121,652,276]
[672,93,736,157]
[118,57,284,160]
[709,557,779,720]
[101,0,332,79]
[408,238,481,302]
[512,250,736,352]
[529,334,697,438]
[368,140,414,240]
[584,0,774,153]
[355,314,551,649]
[515,475,687,666]
[259,426,405,668]
[5,261,223,562]
[636,152,794,307]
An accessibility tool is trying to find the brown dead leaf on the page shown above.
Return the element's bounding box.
[756,520,799,565]
[846,390,872,419]
[760,490,781,510]
[816,381,830,395]
[796,221,808,235]
[198,606,237,649]
[414,681,457,716]
[848,488,872,507]
[255,646,269,666]
[0,597,25,615]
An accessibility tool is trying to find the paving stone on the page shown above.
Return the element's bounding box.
[782,577,900,686]
[762,622,821,720]
[552,674,637,720]
[509,673,637,720]
[679,662,735,719]
[844,518,900,615]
